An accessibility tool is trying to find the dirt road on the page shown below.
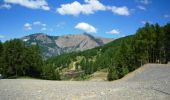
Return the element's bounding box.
[0,64,170,100]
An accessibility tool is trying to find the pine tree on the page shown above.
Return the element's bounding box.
[163,23,170,63]
[0,41,3,74]
[26,43,43,77]
[107,66,118,81]
[42,64,60,80]
[1,39,43,78]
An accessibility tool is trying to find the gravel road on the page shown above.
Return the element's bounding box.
[0,64,170,100]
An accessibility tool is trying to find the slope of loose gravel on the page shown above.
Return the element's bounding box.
[122,64,170,82]
[0,64,170,100]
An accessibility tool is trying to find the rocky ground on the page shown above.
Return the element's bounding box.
[0,64,170,100]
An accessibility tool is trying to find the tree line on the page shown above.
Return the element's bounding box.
[0,39,43,78]
[108,23,170,80]
[0,23,169,81]
[46,23,170,81]
[0,39,60,80]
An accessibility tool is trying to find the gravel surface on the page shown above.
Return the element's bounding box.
[0,64,170,100]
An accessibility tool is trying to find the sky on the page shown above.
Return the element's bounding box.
[0,0,170,42]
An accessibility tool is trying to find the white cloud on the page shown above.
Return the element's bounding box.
[42,23,46,27]
[164,14,170,18]
[0,4,11,9]
[4,0,50,10]
[137,5,146,10]
[33,21,46,26]
[57,0,106,16]
[57,1,82,16]
[0,35,5,38]
[33,21,41,25]
[75,22,97,33]
[25,21,47,31]
[56,0,130,16]
[106,29,120,34]
[24,23,32,30]
[57,0,131,16]
[41,27,47,31]
[138,0,150,5]
[107,6,130,16]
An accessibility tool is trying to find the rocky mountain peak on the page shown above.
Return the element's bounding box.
[21,33,113,58]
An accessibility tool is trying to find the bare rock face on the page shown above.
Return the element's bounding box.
[21,33,113,58]
[55,33,99,50]
[36,34,52,43]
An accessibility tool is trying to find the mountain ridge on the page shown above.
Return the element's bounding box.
[21,33,113,58]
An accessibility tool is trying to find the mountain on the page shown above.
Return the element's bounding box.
[21,33,113,58]
[45,35,133,80]
[44,23,170,81]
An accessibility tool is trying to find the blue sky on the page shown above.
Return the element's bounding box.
[0,0,170,41]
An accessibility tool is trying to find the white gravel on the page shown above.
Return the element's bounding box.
[0,64,170,100]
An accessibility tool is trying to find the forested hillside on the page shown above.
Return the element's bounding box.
[44,23,170,80]
[0,23,169,81]
[0,39,43,78]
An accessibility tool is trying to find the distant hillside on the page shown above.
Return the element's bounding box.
[44,23,170,81]
[21,33,113,58]
[45,35,133,80]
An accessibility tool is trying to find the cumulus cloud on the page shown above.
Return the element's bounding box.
[0,4,11,9]
[57,0,130,16]
[24,21,47,31]
[24,23,32,30]
[137,5,146,10]
[4,0,50,10]
[107,6,130,16]
[106,29,120,34]
[57,0,106,16]
[75,22,97,33]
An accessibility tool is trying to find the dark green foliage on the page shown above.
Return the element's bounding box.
[163,23,170,62]
[80,59,95,75]
[0,41,3,74]
[0,39,43,78]
[46,52,78,69]
[23,44,43,77]
[134,23,169,64]
[107,66,118,81]
[107,23,170,81]
[41,64,60,80]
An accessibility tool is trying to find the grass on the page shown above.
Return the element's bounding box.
[17,76,38,79]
